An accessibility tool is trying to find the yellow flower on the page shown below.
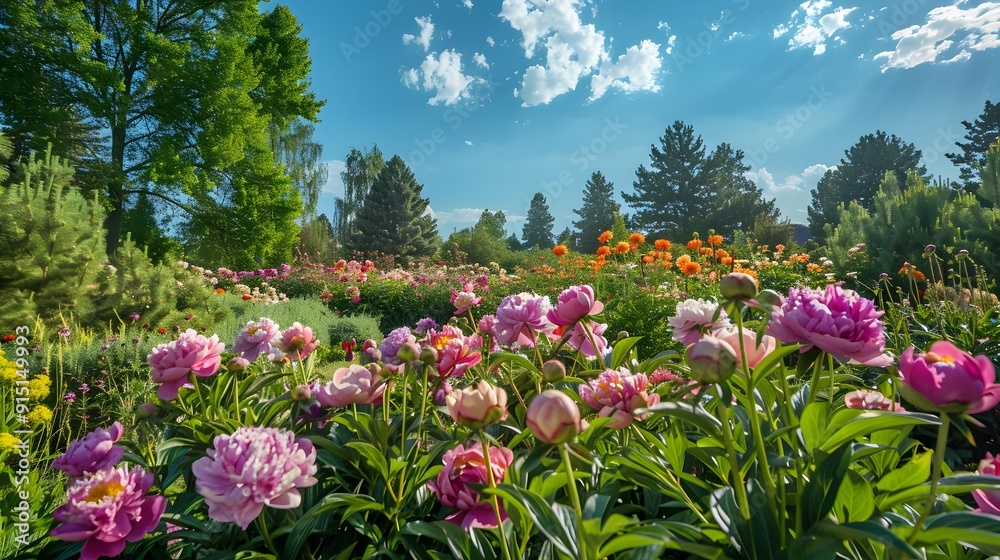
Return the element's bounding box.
[26,406,53,427]
[0,353,18,386]
[28,375,51,401]
[0,432,21,453]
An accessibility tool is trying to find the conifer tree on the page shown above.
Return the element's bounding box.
[572,171,620,252]
[521,192,555,249]
[349,155,438,259]
[947,100,1000,191]
[335,146,386,246]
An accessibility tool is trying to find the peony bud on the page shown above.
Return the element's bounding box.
[136,403,157,418]
[542,360,566,383]
[227,356,250,371]
[526,390,582,444]
[291,384,312,402]
[685,336,737,384]
[446,380,507,429]
[755,289,782,309]
[420,345,439,366]
[720,272,758,301]
[617,330,630,341]
[397,342,420,363]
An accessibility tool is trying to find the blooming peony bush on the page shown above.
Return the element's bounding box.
[18,270,1000,560]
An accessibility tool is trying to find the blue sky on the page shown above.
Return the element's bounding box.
[285,0,1000,237]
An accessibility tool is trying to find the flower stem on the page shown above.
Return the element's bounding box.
[908,414,950,545]
[479,432,513,560]
[805,351,826,406]
[717,397,751,518]
[559,443,587,560]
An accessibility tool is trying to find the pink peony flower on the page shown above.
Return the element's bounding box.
[716,328,777,369]
[668,299,731,346]
[50,466,167,560]
[315,364,384,408]
[844,389,905,412]
[898,341,1000,414]
[492,292,555,347]
[578,367,660,429]
[547,285,604,326]
[274,322,320,361]
[424,325,483,378]
[566,320,608,360]
[52,422,125,479]
[428,442,513,530]
[477,314,498,336]
[446,380,507,429]
[685,336,737,384]
[379,327,417,371]
[973,453,1000,515]
[192,427,318,530]
[148,329,224,401]
[233,318,280,362]
[768,284,892,367]
[451,289,484,315]
[526,390,582,444]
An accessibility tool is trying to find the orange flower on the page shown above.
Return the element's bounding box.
[687,239,703,251]
[629,232,645,245]
[598,230,613,244]
[676,254,692,268]
[775,244,785,253]
[654,239,671,251]
[699,247,713,256]
[733,266,757,279]
[708,234,723,246]
[807,263,823,273]
[614,241,631,254]
[596,246,611,257]
[642,255,655,264]
[715,249,730,260]
[913,270,926,281]
[721,256,733,266]
[553,244,568,256]
[682,261,702,276]
[214,288,226,295]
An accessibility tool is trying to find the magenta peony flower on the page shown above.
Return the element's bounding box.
[53,422,125,479]
[566,320,608,360]
[434,379,454,406]
[578,367,660,429]
[973,453,1000,515]
[667,299,731,346]
[233,318,280,362]
[898,341,1000,414]
[425,325,483,378]
[428,442,514,530]
[50,466,167,560]
[414,317,438,334]
[547,285,605,326]
[844,389,905,412]
[716,328,777,369]
[274,322,320,361]
[768,284,892,367]
[492,292,554,347]
[380,326,417,371]
[315,364,384,408]
[192,427,318,530]
[148,330,224,401]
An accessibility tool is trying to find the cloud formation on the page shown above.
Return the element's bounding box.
[874,2,1000,71]
[775,0,857,55]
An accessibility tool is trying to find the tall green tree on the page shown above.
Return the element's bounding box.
[335,145,385,246]
[807,131,925,237]
[947,100,1000,196]
[521,192,555,248]
[572,171,621,252]
[349,155,438,259]
[624,121,775,240]
[445,210,514,266]
[0,2,323,255]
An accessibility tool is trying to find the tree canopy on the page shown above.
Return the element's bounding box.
[350,155,438,259]
[522,192,555,249]
[947,99,1000,197]
[573,171,621,253]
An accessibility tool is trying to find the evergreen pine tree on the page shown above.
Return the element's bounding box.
[521,192,555,248]
[572,171,620,252]
[349,155,438,259]
[556,227,574,249]
[0,146,105,328]
[947,100,1000,190]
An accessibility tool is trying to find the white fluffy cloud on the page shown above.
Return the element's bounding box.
[747,163,834,194]
[473,52,490,68]
[874,2,1000,71]
[403,50,478,105]
[775,0,857,55]
[463,0,473,10]
[403,16,435,51]
[591,40,662,100]
[486,36,496,47]
[500,0,662,106]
